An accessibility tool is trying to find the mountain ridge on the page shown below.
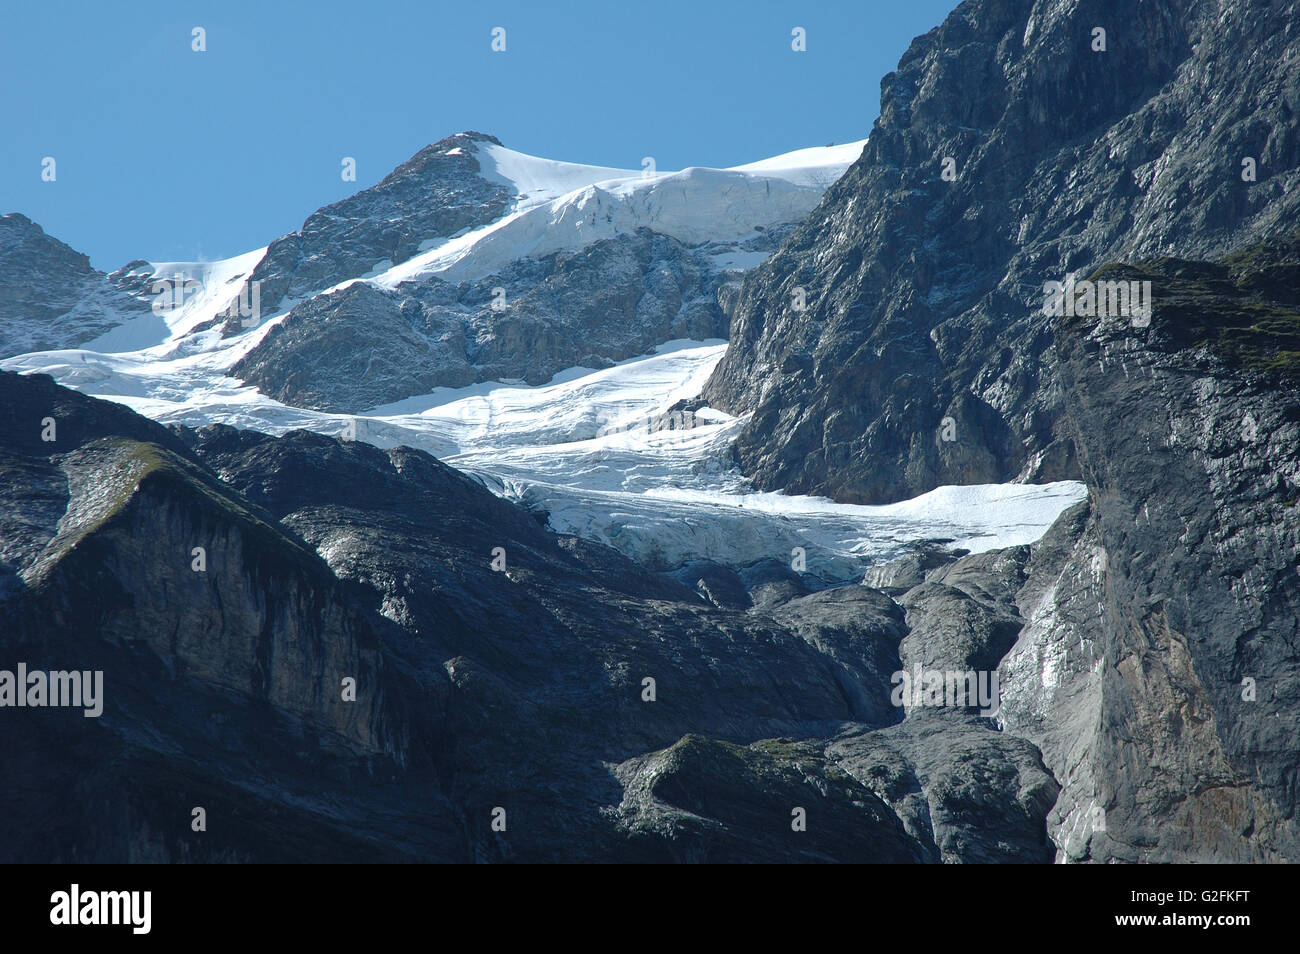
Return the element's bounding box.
[704,0,1300,506]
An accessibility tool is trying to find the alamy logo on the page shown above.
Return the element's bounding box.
[1043,276,1152,327]
[150,274,262,328]
[151,272,203,315]
[219,280,262,328]
[50,884,150,934]
[0,664,103,717]
[595,408,700,440]
[890,665,1000,717]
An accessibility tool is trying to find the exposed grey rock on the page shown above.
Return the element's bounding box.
[705,0,1300,505]
[233,227,733,412]
[998,499,1111,862]
[828,716,1059,863]
[1002,235,1300,862]
[610,734,926,862]
[861,542,966,595]
[229,132,512,322]
[669,560,751,610]
[0,214,149,357]
[0,374,451,862]
[737,557,811,608]
[230,282,476,412]
[666,556,814,610]
[894,548,1027,684]
[766,585,907,728]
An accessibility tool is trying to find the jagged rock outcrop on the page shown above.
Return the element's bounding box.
[705,0,1300,505]
[0,213,149,357]
[827,715,1059,863]
[898,547,1027,714]
[996,232,1300,862]
[0,372,450,861]
[232,227,737,411]
[230,281,478,412]
[611,734,927,862]
[232,131,513,320]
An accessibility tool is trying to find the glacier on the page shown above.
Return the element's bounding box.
[2,136,1085,583]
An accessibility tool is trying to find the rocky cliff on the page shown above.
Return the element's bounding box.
[997,233,1300,861]
[0,213,149,357]
[693,0,1300,861]
[705,0,1300,505]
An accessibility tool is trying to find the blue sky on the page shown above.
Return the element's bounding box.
[1,0,959,269]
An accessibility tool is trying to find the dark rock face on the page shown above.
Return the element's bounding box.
[688,0,1300,863]
[997,234,1300,862]
[0,369,1064,861]
[862,543,966,595]
[634,218,1300,863]
[0,213,149,357]
[460,228,730,386]
[232,132,512,320]
[705,0,1300,505]
[828,715,1059,864]
[229,282,477,413]
[899,548,1027,704]
[611,734,927,863]
[0,374,445,862]
[232,227,735,412]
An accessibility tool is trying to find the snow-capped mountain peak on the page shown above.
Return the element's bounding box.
[1,131,1080,588]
